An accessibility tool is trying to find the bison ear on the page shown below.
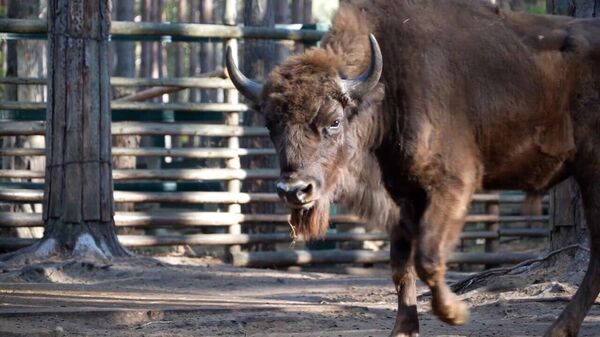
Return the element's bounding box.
[342,34,383,99]
[225,46,263,104]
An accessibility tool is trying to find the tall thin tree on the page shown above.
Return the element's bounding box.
[112,0,139,213]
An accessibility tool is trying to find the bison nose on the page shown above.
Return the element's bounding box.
[276,179,315,207]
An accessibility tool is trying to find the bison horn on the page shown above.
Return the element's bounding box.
[225,46,263,103]
[343,34,383,98]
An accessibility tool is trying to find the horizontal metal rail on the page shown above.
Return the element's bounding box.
[0,76,236,89]
[0,234,544,265]
[0,121,269,136]
[0,168,279,180]
[0,147,276,158]
[0,188,550,209]
[0,19,326,41]
[0,101,248,112]
[0,212,550,228]
[0,230,547,250]
[231,250,540,267]
[0,189,280,204]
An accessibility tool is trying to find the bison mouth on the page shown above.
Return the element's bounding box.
[286,200,315,209]
[289,198,330,240]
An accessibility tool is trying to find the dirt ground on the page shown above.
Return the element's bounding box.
[0,253,599,337]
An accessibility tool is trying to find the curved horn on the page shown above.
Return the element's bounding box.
[343,34,383,98]
[226,46,263,103]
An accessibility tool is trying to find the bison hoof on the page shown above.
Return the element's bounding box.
[431,296,469,326]
[390,332,419,337]
[543,325,576,337]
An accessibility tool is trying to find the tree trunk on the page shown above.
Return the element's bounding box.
[113,0,135,81]
[2,0,130,262]
[2,0,46,239]
[291,0,303,23]
[112,0,139,213]
[303,0,312,23]
[241,0,291,251]
[173,0,187,102]
[139,0,153,80]
[151,0,164,80]
[200,0,216,103]
[188,0,200,103]
[546,0,596,254]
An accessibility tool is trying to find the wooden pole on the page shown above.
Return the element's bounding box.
[485,198,501,269]
[224,0,242,255]
[0,0,129,263]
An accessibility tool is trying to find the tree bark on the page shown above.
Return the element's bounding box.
[151,0,164,80]
[112,0,139,213]
[546,0,596,253]
[291,0,303,23]
[188,0,200,103]
[2,0,130,262]
[303,0,312,23]
[241,0,292,251]
[139,0,153,80]
[200,0,216,103]
[173,0,187,102]
[113,0,135,80]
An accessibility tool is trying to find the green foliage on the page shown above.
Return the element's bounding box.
[525,0,547,15]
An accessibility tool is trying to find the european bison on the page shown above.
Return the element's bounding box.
[226,1,600,336]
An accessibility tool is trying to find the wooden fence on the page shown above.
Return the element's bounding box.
[0,13,549,268]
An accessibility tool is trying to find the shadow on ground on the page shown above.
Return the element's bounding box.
[0,256,598,336]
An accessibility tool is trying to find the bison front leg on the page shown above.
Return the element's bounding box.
[389,226,419,337]
[414,173,478,326]
[544,173,600,337]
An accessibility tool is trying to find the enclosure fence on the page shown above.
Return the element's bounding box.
[0,13,549,268]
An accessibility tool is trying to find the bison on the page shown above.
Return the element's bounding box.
[226,1,600,336]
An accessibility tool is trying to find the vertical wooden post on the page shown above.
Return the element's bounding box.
[224,0,242,255]
[1,0,130,261]
[485,197,500,269]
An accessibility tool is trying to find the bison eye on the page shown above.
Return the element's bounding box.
[328,119,341,130]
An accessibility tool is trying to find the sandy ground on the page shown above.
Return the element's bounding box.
[0,255,599,337]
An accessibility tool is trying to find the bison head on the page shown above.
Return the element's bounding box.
[226,35,383,239]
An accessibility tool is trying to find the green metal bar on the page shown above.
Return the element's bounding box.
[0,76,236,89]
[0,19,326,42]
[0,101,248,112]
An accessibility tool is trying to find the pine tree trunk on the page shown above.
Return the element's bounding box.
[114,0,135,80]
[188,0,200,103]
[291,0,303,22]
[139,0,153,80]
[173,0,187,102]
[303,0,312,23]
[200,0,216,103]
[113,0,139,213]
[1,0,130,262]
[241,0,290,250]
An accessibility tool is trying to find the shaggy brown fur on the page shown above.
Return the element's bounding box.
[232,1,600,336]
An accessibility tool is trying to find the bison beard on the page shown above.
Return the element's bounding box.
[290,199,331,240]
